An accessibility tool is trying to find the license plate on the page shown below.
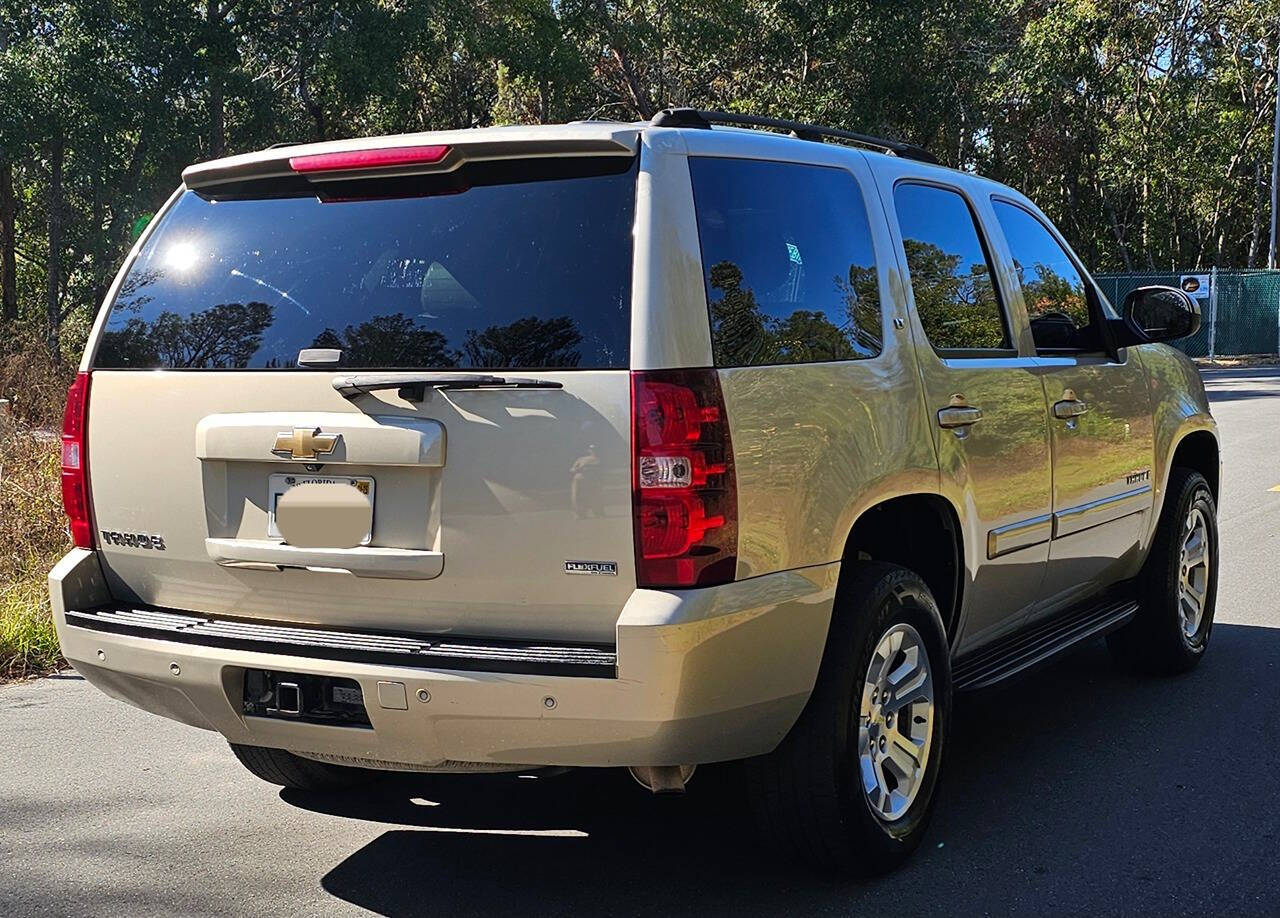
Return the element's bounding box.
[267,473,375,544]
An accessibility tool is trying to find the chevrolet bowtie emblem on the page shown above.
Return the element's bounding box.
[273,427,340,461]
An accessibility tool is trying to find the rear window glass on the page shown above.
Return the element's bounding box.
[94,158,637,370]
[689,157,882,367]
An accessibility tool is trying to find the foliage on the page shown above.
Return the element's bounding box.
[0,387,69,678]
[0,0,1277,363]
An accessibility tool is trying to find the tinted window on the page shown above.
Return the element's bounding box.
[689,158,881,367]
[992,200,1099,352]
[893,183,1008,351]
[94,158,636,369]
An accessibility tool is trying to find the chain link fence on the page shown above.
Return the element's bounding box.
[1094,268,1280,358]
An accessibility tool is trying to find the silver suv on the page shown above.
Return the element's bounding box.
[50,109,1219,874]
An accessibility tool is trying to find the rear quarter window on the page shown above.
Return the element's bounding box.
[93,157,637,370]
[688,157,882,367]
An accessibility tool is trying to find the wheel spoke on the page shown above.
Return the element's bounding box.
[884,733,922,778]
[886,645,921,688]
[884,673,930,715]
[859,750,880,796]
[873,630,904,685]
[872,756,893,802]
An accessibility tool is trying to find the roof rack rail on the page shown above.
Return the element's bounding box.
[649,108,939,165]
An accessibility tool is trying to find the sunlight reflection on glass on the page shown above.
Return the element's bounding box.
[163,241,200,272]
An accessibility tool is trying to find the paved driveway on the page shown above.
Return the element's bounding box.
[3,369,1279,917]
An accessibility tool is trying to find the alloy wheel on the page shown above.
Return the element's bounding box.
[857,622,935,822]
[1178,505,1211,639]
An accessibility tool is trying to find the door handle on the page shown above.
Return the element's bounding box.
[937,405,984,429]
[1053,398,1089,420]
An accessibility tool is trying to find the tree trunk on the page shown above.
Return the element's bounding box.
[0,25,14,326]
[1269,36,1280,268]
[46,138,64,359]
[210,75,225,156]
[593,0,653,119]
[1249,162,1265,268]
[206,0,227,157]
[0,161,16,324]
[102,129,149,250]
[611,47,654,119]
[1104,199,1134,272]
[298,58,328,141]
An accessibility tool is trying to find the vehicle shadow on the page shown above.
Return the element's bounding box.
[286,623,1280,917]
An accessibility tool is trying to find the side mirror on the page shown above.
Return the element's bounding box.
[1119,285,1200,344]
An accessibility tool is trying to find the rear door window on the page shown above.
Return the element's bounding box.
[893,183,1010,352]
[689,157,882,367]
[93,158,637,370]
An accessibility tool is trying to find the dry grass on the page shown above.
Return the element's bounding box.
[1,341,74,681]
[1194,354,1280,367]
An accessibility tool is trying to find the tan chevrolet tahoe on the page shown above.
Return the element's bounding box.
[50,108,1219,875]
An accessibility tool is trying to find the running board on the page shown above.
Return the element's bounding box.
[952,595,1139,692]
[65,604,617,678]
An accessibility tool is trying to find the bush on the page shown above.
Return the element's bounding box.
[0,337,73,680]
[0,331,75,427]
[0,579,63,681]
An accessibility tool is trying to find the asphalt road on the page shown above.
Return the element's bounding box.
[4,369,1280,918]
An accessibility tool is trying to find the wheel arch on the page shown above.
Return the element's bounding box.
[1167,428,1220,504]
[837,493,964,643]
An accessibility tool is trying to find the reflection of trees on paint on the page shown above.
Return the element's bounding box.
[462,315,582,368]
[707,260,881,366]
[96,302,274,368]
[312,313,457,367]
[902,239,1005,350]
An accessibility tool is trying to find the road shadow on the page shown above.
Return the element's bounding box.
[285,623,1280,917]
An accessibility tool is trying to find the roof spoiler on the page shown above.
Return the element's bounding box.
[182,128,639,190]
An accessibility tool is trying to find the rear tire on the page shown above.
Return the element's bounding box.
[744,562,951,876]
[229,743,376,791]
[1108,467,1218,675]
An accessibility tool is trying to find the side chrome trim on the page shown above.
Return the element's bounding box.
[987,514,1053,559]
[1052,485,1153,539]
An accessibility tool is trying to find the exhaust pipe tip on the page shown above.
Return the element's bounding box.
[628,764,696,794]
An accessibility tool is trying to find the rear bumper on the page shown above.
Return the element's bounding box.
[50,550,837,768]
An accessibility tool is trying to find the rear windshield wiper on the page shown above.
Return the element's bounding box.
[332,373,564,402]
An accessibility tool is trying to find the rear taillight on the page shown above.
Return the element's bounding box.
[60,371,93,548]
[631,369,737,588]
